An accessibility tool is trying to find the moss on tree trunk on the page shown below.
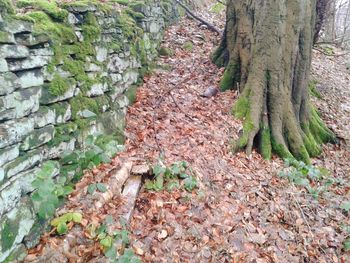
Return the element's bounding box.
[214,0,336,163]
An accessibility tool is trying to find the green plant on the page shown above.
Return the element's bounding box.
[145,161,198,192]
[31,161,74,219]
[87,183,108,194]
[183,41,193,52]
[60,134,124,182]
[51,212,82,234]
[279,158,335,199]
[342,225,350,251]
[87,218,140,262]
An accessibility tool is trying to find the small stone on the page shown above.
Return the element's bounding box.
[157,229,168,239]
[201,87,219,98]
[32,106,56,128]
[15,33,49,47]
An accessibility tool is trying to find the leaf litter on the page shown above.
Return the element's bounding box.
[25,3,350,263]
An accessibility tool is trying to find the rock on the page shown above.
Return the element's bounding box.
[0,144,19,167]
[20,125,55,151]
[29,47,54,56]
[85,62,102,72]
[15,33,50,47]
[7,56,50,71]
[201,87,219,98]
[3,150,42,180]
[45,138,76,160]
[16,69,44,89]
[1,86,41,118]
[32,106,56,128]
[0,31,15,44]
[0,180,22,216]
[0,197,35,262]
[52,102,72,124]
[67,12,79,25]
[0,58,8,72]
[96,46,108,62]
[0,118,35,149]
[86,82,108,97]
[77,109,97,118]
[107,55,129,73]
[122,71,138,85]
[3,19,33,34]
[110,73,122,84]
[0,72,21,95]
[65,3,97,13]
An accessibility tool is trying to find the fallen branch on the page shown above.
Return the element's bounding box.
[313,47,350,57]
[175,0,221,35]
[94,162,133,208]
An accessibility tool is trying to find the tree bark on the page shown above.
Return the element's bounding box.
[213,0,336,163]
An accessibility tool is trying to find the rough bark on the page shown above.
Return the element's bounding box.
[213,0,336,163]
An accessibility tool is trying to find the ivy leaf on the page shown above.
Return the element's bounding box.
[105,215,114,225]
[38,202,55,219]
[167,180,180,191]
[153,164,165,177]
[72,212,82,223]
[340,201,350,212]
[344,238,350,251]
[87,184,97,194]
[97,183,108,193]
[183,176,198,192]
[57,222,68,235]
[100,236,113,249]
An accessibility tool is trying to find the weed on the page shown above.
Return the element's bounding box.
[31,161,74,219]
[145,161,198,192]
[51,212,82,235]
[279,158,336,199]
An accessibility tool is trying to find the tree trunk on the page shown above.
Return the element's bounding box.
[212,0,336,163]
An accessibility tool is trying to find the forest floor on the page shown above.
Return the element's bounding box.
[26,4,350,263]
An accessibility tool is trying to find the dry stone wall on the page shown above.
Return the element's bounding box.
[0,1,178,261]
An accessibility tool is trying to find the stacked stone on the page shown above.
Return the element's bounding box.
[0,1,178,261]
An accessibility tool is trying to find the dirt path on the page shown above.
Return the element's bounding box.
[26,7,350,263]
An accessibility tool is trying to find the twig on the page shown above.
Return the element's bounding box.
[175,0,221,34]
[169,90,195,121]
[313,47,350,57]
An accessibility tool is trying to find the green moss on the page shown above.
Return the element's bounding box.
[301,122,322,157]
[1,218,18,251]
[60,0,112,14]
[114,0,129,5]
[116,10,143,40]
[70,95,100,119]
[293,145,310,164]
[0,0,15,15]
[259,126,272,159]
[220,61,240,91]
[16,0,68,22]
[271,138,293,160]
[49,74,71,96]
[308,80,322,99]
[183,41,193,52]
[158,46,173,56]
[55,122,78,136]
[125,86,137,104]
[232,88,251,121]
[125,7,145,20]
[20,11,75,44]
[309,106,336,143]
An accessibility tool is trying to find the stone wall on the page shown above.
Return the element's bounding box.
[0,0,178,261]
